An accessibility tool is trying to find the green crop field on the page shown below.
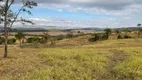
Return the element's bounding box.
[0,37,142,80]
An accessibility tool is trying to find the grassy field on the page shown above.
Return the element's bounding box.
[0,37,142,80]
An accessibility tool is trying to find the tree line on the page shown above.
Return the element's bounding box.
[89,25,142,42]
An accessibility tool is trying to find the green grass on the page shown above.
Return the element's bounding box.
[0,38,142,80]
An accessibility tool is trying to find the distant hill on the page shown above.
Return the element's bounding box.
[112,27,140,32]
[0,27,104,32]
[0,26,140,33]
[0,27,47,32]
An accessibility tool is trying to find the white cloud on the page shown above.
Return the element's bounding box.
[9,0,142,28]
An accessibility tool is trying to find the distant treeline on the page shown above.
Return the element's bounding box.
[0,29,48,33]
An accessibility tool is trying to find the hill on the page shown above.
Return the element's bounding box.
[0,37,142,80]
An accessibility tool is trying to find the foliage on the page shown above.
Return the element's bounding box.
[124,35,132,39]
[0,0,37,57]
[0,37,5,44]
[56,35,65,40]
[40,32,50,44]
[115,29,120,35]
[27,37,40,43]
[7,38,16,44]
[117,35,123,39]
[89,33,108,42]
[15,32,25,40]
[104,28,112,39]
[66,32,74,38]
[89,33,101,42]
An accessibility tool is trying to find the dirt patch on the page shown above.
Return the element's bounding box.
[98,49,128,80]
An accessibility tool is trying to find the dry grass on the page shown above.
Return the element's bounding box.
[0,37,142,80]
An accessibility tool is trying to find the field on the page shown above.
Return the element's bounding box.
[0,37,142,80]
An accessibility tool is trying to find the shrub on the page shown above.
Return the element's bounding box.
[27,37,40,43]
[0,37,5,44]
[56,35,65,40]
[50,37,56,47]
[66,32,74,38]
[104,28,112,39]
[88,37,96,42]
[117,35,123,39]
[89,33,103,42]
[124,35,132,39]
[8,38,16,44]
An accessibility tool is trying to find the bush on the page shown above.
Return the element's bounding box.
[50,37,56,47]
[27,37,40,43]
[124,35,132,39]
[56,35,65,40]
[117,35,123,39]
[89,33,109,42]
[88,37,96,42]
[66,32,74,38]
[0,37,5,44]
[8,38,16,44]
[89,33,102,42]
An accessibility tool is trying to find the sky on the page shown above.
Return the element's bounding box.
[3,0,142,28]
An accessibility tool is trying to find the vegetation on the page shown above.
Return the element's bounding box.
[0,37,5,44]
[0,0,37,57]
[104,28,112,39]
[7,38,16,44]
[88,28,112,42]
[137,23,142,38]
[15,32,25,47]
[0,37,142,80]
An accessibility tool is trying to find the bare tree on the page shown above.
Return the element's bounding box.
[0,0,37,58]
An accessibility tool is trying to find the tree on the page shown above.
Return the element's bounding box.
[124,28,129,35]
[104,28,112,39]
[137,23,142,38]
[115,29,120,36]
[0,0,37,58]
[15,32,25,47]
[41,32,51,44]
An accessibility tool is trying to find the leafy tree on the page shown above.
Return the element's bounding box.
[40,32,51,44]
[0,0,37,57]
[15,32,25,47]
[117,35,123,39]
[89,33,106,42]
[27,37,40,43]
[104,28,112,39]
[137,23,142,38]
[115,29,120,35]
[56,35,64,40]
[124,28,129,35]
[66,32,74,38]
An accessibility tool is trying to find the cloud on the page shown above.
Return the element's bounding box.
[12,17,137,29]
[10,0,142,28]
[14,0,142,10]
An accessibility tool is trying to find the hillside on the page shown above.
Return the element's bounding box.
[0,37,142,80]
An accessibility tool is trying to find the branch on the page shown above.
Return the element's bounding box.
[7,0,14,11]
[9,5,25,28]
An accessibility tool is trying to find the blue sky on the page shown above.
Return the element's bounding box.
[10,0,142,28]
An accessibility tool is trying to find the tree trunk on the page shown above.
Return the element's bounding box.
[4,0,9,58]
[20,39,22,47]
[4,30,8,58]
[4,14,8,58]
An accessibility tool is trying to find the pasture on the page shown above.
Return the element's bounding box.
[0,36,142,80]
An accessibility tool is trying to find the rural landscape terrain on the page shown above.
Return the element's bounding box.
[0,0,142,80]
[0,27,142,80]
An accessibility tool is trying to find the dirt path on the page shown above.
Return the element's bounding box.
[98,49,128,80]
